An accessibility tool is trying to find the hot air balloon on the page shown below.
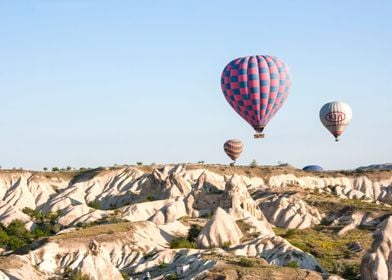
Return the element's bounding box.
[319,101,352,142]
[221,55,291,138]
[303,165,324,172]
[223,139,243,162]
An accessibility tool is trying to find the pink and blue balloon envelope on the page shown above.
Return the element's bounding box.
[221,55,291,133]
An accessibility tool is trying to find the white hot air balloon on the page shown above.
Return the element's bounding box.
[319,101,352,142]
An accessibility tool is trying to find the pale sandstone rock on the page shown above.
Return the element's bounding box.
[0,200,35,230]
[361,216,392,280]
[149,198,187,225]
[260,194,323,229]
[197,207,243,248]
[240,215,274,236]
[58,204,108,226]
[232,235,324,272]
[323,210,385,236]
[0,165,391,279]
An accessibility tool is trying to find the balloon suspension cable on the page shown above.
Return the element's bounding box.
[254,133,265,139]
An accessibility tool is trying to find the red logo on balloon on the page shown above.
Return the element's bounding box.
[326,111,346,122]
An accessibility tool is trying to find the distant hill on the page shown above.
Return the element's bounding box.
[356,163,392,171]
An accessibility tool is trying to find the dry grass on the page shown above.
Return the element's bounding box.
[1,164,391,183]
[187,164,306,179]
[303,192,392,214]
[0,169,79,180]
[329,169,392,181]
[201,255,323,280]
[52,222,134,241]
[273,226,372,276]
[132,165,156,173]
[186,164,392,181]
[236,220,260,242]
[0,256,24,270]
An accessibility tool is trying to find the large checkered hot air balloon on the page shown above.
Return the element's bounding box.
[221,55,291,138]
[320,101,352,142]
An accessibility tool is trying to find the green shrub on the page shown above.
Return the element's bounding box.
[63,268,91,280]
[23,208,61,223]
[158,260,169,269]
[286,261,299,268]
[0,220,33,250]
[143,251,157,260]
[32,226,51,237]
[1,217,64,251]
[6,220,31,238]
[282,228,297,239]
[121,272,130,280]
[76,222,85,228]
[187,224,201,242]
[23,208,43,221]
[341,263,360,280]
[249,160,257,168]
[201,212,212,219]
[170,238,198,249]
[52,167,60,172]
[136,162,143,166]
[87,201,101,210]
[145,194,156,202]
[22,208,62,235]
[0,229,10,247]
[222,241,231,249]
[164,274,178,280]
[238,257,253,267]
[7,236,27,250]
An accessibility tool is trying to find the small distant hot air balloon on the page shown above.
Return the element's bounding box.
[223,139,243,162]
[303,165,324,172]
[221,55,291,138]
[320,101,352,142]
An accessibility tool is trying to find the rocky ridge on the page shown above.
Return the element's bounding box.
[0,164,390,279]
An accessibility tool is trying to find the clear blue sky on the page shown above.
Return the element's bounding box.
[0,1,391,170]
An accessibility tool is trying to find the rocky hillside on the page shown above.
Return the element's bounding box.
[0,164,391,280]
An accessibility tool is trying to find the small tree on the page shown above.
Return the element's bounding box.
[66,166,72,171]
[250,160,257,168]
[145,194,156,202]
[286,261,299,268]
[239,257,253,267]
[43,167,48,171]
[87,200,101,210]
[222,241,231,249]
[52,167,60,172]
[169,238,197,249]
[158,260,169,269]
[187,224,202,242]
[136,162,143,166]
